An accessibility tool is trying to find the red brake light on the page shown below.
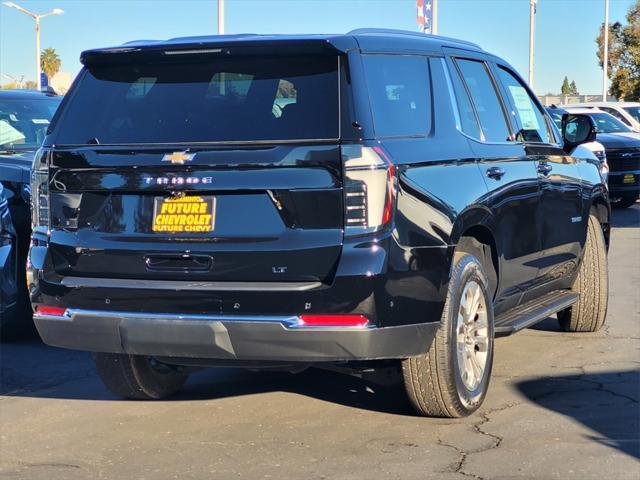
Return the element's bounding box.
[36,306,67,316]
[298,314,369,327]
[373,146,395,226]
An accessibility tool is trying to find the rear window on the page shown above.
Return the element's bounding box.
[53,55,339,145]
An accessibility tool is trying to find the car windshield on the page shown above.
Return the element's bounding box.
[586,112,632,134]
[52,55,340,145]
[0,95,62,151]
[623,106,640,123]
[549,111,563,130]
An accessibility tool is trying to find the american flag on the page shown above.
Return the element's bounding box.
[416,0,434,34]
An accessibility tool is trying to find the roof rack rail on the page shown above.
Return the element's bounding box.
[346,28,482,50]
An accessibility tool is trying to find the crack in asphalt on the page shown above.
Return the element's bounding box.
[436,366,638,479]
[569,367,639,404]
[437,402,521,480]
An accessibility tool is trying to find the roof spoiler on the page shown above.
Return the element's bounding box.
[80,38,352,66]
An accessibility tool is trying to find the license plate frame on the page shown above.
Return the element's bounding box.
[152,195,216,234]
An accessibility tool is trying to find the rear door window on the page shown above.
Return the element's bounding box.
[362,55,431,137]
[53,55,339,145]
[453,58,511,143]
[448,61,482,139]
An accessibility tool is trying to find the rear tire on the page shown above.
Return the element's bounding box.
[93,353,188,400]
[402,248,494,417]
[557,215,608,332]
[612,195,638,209]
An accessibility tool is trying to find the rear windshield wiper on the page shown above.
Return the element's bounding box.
[86,137,101,145]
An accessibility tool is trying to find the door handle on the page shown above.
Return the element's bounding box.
[486,167,506,180]
[537,163,553,176]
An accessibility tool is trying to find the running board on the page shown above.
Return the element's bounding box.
[494,290,579,337]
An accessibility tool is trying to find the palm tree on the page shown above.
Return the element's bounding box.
[40,48,61,82]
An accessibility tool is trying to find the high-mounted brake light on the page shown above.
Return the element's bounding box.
[342,144,396,236]
[36,306,67,316]
[298,314,369,328]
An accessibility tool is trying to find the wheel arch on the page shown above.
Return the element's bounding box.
[590,194,611,250]
[450,208,500,299]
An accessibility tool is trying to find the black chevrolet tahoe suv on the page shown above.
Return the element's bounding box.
[29,30,610,417]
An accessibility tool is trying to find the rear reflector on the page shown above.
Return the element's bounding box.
[298,314,369,327]
[36,306,67,316]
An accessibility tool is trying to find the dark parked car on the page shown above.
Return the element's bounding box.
[549,106,640,208]
[29,30,609,417]
[0,90,62,332]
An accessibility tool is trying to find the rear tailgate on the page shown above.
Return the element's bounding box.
[45,49,345,285]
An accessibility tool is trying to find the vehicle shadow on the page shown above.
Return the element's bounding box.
[0,339,416,416]
[610,203,639,228]
[515,370,640,459]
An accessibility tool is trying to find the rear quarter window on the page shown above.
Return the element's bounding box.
[362,55,431,137]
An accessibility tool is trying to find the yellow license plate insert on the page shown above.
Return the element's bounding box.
[152,195,215,233]
[623,173,635,184]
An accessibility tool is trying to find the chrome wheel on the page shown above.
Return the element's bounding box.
[456,280,489,391]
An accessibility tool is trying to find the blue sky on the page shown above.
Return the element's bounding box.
[0,0,635,94]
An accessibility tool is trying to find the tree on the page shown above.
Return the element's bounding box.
[40,47,61,82]
[596,0,640,100]
[570,80,579,95]
[561,76,571,95]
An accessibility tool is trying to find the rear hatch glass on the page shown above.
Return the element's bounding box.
[53,55,339,145]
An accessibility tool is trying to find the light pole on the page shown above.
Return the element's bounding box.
[602,0,609,101]
[2,2,64,90]
[432,0,438,35]
[2,73,25,88]
[528,0,537,90]
[218,0,224,34]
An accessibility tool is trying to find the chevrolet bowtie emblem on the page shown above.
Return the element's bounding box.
[162,151,195,165]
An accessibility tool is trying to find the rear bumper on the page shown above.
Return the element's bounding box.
[33,309,438,362]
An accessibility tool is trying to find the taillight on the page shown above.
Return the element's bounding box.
[298,314,369,328]
[30,148,50,232]
[342,144,396,236]
[35,305,67,316]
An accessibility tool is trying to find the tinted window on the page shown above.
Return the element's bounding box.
[0,96,62,150]
[623,106,640,123]
[600,106,628,123]
[362,55,430,137]
[455,59,511,142]
[587,112,632,133]
[497,67,552,143]
[53,55,339,144]
[448,62,482,139]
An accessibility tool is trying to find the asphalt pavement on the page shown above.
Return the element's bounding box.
[1,205,639,480]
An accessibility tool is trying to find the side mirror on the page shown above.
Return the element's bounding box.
[562,113,597,153]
